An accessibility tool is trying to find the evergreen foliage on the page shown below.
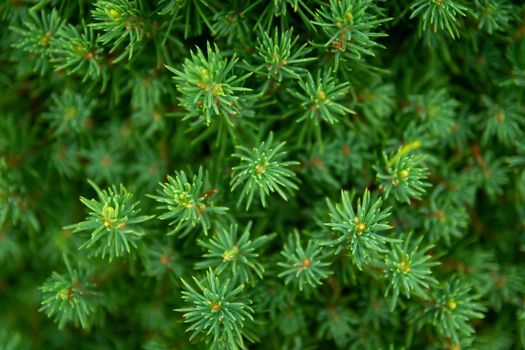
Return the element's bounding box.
[66,180,153,260]
[177,269,254,350]
[2,0,525,349]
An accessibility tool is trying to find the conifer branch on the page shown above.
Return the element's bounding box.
[324,189,394,269]
[66,180,153,260]
[177,269,254,349]
[149,168,228,235]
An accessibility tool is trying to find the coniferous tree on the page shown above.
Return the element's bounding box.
[1,1,525,349]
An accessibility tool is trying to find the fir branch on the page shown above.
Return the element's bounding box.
[196,222,275,284]
[149,167,228,235]
[404,89,459,137]
[410,0,469,39]
[375,148,431,203]
[474,0,516,34]
[39,256,101,329]
[83,142,124,183]
[166,42,251,128]
[51,21,105,82]
[479,94,524,146]
[312,0,390,66]
[177,269,254,350]
[142,242,184,279]
[65,180,153,260]
[252,27,316,82]
[42,89,95,135]
[10,9,63,75]
[383,233,439,310]
[277,231,333,291]
[324,189,394,269]
[90,0,147,61]
[355,82,395,124]
[230,132,299,210]
[317,305,358,347]
[292,69,354,125]
[421,188,469,245]
[410,277,486,343]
